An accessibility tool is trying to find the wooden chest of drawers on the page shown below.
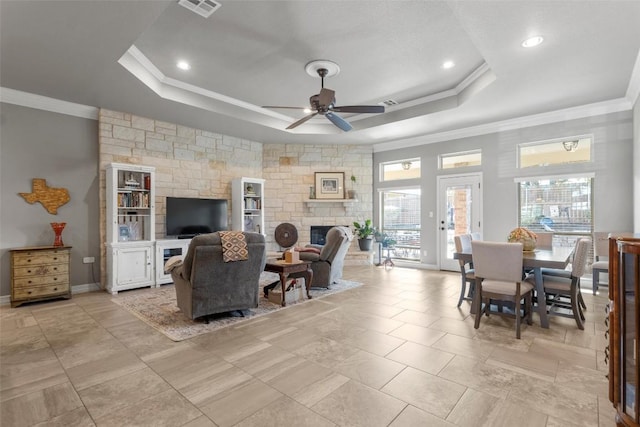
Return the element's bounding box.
[10,246,72,308]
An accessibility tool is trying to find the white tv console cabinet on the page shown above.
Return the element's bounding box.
[154,238,192,285]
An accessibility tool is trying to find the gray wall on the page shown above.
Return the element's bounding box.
[374,111,634,266]
[0,103,100,296]
[1,101,635,296]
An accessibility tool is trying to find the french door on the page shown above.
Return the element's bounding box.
[437,174,482,271]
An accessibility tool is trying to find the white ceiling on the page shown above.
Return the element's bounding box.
[1,1,639,149]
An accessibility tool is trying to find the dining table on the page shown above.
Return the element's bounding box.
[453,246,574,328]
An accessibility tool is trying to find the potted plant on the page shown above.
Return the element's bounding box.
[374,231,397,248]
[347,175,357,199]
[353,219,375,251]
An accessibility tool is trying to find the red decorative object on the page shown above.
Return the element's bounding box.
[50,222,66,247]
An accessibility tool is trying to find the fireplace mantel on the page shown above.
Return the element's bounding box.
[304,199,357,207]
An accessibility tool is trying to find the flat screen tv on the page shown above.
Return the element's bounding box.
[166,197,228,238]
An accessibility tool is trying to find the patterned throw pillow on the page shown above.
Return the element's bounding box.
[219,231,249,262]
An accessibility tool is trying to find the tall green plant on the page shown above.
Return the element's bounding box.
[353,219,375,239]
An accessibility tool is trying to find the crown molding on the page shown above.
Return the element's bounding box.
[374,62,491,115]
[626,49,640,106]
[120,45,292,122]
[1,82,634,151]
[373,97,633,152]
[121,45,495,133]
[0,87,98,120]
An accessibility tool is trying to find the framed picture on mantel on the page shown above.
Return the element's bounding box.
[315,172,344,199]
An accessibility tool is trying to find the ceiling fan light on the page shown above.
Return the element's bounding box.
[522,36,544,48]
[303,108,312,114]
[442,60,455,69]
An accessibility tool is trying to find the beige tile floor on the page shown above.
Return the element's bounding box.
[0,266,616,427]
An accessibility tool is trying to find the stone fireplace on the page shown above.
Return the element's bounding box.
[309,225,373,265]
[310,225,338,245]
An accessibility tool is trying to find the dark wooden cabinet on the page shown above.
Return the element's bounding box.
[609,234,640,427]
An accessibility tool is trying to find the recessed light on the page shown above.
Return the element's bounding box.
[522,36,544,48]
[442,60,455,69]
[176,60,191,71]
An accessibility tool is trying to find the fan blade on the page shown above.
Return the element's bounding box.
[263,106,308,110]
[318,88,335,107]
[325,112,352,132]
[286,112,318,130]
[331,105,385,114]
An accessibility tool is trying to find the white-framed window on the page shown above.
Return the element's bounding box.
[516,174,593,247]
[438,150,481,169]
[518,136,592,168]
[379,187,421,261]
[380,159,421,182]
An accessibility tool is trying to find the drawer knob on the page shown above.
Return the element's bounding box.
[28,280,32,284]
[53,267,58,271]
[27,270,31,273]
[54,287,58,291]
[53,257,58,261]
[27,259,31,263]
[28,291,32,295]
[53,278,57,281]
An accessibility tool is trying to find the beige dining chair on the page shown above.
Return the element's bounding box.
[539,238,589,312]
[454,234,475,307]
[471,241,533,339]
[535,238,590,330]
[592,231,609,295]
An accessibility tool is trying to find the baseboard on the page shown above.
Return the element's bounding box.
[394,261,439,270]
[0,282,102,306]
[72,282,102,294]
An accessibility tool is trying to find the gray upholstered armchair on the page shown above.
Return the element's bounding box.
[290,226,353,288]
[170,232,266,320]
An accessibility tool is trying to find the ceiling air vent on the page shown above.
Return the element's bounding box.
[178,0,221,18]
[381,99,399,106]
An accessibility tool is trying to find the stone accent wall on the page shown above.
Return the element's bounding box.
[98,109,263,283]
[98,109,375,283]
[262,144,373,256]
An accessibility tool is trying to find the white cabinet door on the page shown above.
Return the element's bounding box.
[107,244,154,294]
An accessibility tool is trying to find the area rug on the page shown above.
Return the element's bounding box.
[112,272,362,341]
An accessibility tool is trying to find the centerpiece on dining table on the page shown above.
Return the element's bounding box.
[507,227,538,251]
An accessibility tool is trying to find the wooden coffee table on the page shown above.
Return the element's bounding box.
[263,259,313,306]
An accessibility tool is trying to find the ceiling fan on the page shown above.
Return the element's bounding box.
[263,65,385,132]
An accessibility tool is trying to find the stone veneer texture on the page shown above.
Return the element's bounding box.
[98,109,373,286]
[261,143,373,249]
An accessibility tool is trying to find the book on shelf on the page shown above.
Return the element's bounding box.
[244,198,261,210]
[117,192,149,208]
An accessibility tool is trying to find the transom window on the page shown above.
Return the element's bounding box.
[381,159,421,181]
[439,150,481,169]
[519,136,592,168]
